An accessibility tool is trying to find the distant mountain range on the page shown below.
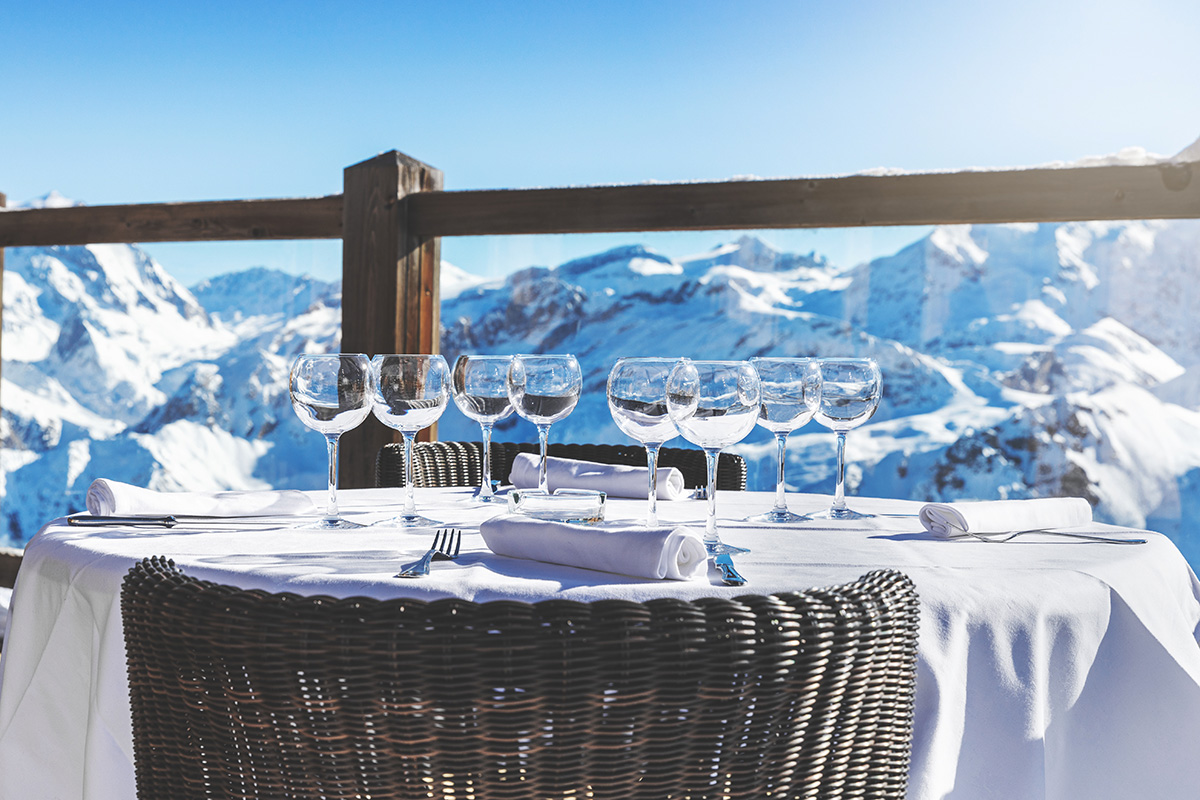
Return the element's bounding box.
[5,216,1200,569]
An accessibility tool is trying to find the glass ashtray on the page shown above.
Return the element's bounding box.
[508,488,606,523]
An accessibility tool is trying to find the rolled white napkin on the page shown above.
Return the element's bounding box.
[479,514,708,580]
[509,453,688,500]
[85,479,319,518]
[919,497,1092,539]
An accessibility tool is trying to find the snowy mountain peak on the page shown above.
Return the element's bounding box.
[190,267,337,322]
[559,245,675,278]
[19,190,80,209]
[682,235,826,273]
[441,260,491,300]
[927,226,989,266]
[1171,135,1200,163]
[9,243,208,326]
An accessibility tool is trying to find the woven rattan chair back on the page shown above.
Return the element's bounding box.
[0,546,19,650]
[123,557,919,800]
[376,440,748,491]
[0,547,21,589]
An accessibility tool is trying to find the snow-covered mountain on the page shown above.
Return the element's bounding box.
[1,238,339,540]
[438,223,1200,567]
[5,220,1200,571]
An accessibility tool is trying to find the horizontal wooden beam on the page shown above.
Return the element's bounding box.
[2,162,1197,249]
[406,161,1200,236]
[0,195,343,247]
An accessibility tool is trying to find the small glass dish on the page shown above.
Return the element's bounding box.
[508,488,606,523]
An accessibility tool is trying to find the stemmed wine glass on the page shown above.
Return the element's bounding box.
[607,357,678,526]
[666,359,761,554]
[452,355,514,503]
[370,354,452,527]
[806,358,882,520]
[747,356,816,524]
[289,353,372,529]
[507,354,583,493]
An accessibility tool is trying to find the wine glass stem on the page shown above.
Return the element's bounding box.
[704,448,720,546]
[479,423,495,500]
[645,443,661,527]
[324,433,341,523]
[773,432,789,514]
[537,424,551,494]
[403,432,418,515]
[833,430,848,513]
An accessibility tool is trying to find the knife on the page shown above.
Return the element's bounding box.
[66,514,291,528]
[713,553,746,586]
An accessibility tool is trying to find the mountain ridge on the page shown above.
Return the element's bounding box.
[5,224,1200,568]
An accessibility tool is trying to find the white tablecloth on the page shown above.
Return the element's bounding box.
[1,488,1199,800]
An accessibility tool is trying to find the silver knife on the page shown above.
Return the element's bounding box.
[713,553,746,586]
[66,514,291,528]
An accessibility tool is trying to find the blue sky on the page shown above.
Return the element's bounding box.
[4,0,1198,284]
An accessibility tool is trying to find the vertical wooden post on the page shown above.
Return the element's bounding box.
[338,152,444,489]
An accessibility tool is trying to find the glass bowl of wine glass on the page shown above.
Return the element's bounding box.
[507,354,583,493]
[289,353,372,529]
[452,354,514,503]
[747,356,816,524]
[370,354,452,527]
[607,357,678,526]
[666,359,760,554]
[805,357,882,520]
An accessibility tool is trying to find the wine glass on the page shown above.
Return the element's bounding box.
[370,354,452,527]
[452,354,514,503]
[289,353,372,529]
[507,354,583,493]
[806,358,882,520]
[607,357,678,526]
[666,359,761,554]
[747,356,816,524]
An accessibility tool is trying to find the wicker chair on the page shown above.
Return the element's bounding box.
[122,556,919,800]
[0,547,21,590]
[0,546,19,650]
[376,440,748,491]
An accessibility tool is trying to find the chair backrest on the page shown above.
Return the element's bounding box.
[0,548,17,651]
[0,547,22,589]
[122,557,919,800]
[376,440,748,491]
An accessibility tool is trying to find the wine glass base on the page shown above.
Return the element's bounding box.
[745,509,812,524]
[810,507,876,521]
[295,517,367,530]
[471,493,504,504]
[373,513,443,528]
[705,541,750,555]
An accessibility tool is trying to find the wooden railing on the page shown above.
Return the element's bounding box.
[1,150,1198,488]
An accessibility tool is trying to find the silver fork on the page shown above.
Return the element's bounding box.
[967,529,1147,545]
[395,529,462,578]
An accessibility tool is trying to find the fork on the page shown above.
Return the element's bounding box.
[395,529,462,578]
[966,529,1147,545]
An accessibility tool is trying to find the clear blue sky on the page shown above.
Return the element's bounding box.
[4,0,1198,284]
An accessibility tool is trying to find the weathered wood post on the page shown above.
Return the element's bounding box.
[339,152,444,489]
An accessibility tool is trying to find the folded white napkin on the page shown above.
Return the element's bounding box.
[85,479,319,518]
[509,453,688,500]
[919,497,1092,538]
[479,514,708,580]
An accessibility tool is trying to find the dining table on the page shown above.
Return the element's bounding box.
[0,486,1198,800]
